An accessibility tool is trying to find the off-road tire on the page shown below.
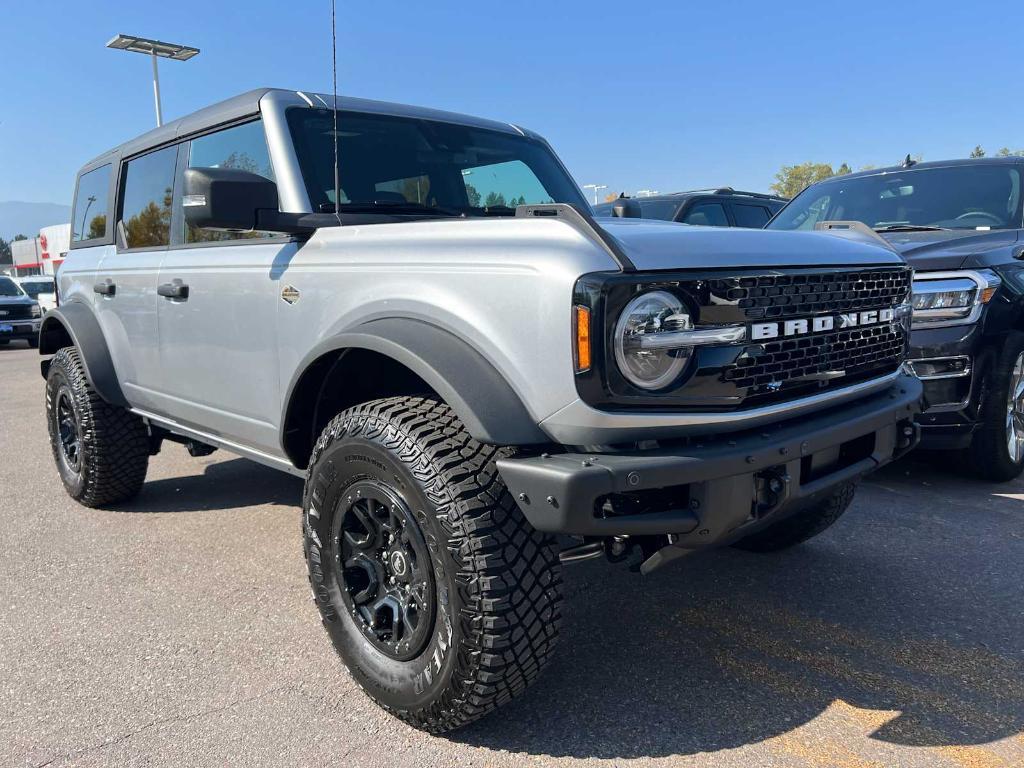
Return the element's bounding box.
[302,396,562,733]
[45,346,149,506]
[965,335,1024,482]
[732,482,855,553]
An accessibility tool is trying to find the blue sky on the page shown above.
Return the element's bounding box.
[2,0,1020,206]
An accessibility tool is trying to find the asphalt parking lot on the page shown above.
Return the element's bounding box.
[1,345,1022,768]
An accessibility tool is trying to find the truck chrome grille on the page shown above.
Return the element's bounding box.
[709,269,912,321]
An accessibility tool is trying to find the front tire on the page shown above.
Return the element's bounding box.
[45,347,150,506]
[966,338,1024,482]
[303,396,562,733]
[732,482,855,553]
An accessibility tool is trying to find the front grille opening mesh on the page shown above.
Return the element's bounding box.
[710,270,912,321]
[724,324,905,389]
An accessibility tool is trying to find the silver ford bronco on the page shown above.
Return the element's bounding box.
[42,88,922,732]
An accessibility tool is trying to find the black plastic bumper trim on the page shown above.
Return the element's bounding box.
[498,378,923,538]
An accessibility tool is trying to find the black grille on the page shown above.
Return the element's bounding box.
[709,269,912,321]
[724,323,905,390]
[0,305,34,321]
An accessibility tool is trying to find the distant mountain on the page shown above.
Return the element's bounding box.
[0,201,72,240]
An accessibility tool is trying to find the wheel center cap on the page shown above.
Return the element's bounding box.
[389,550,407,577]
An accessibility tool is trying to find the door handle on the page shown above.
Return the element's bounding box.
[93,280,116,296]
[158,280,189,300]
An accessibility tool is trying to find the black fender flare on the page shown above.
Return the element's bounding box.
[281,318,548,457]
[38,302,129,408]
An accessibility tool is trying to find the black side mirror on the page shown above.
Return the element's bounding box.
[183,167,279,232]
[611,199,642,218]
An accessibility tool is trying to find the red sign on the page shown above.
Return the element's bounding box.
[39,233,50,260]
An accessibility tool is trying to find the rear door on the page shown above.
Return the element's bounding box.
[155,118,293,454]
[94,145,178,412]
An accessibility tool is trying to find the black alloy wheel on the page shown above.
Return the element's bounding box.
[333,480,435,661]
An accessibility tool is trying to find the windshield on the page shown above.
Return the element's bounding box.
[287,108,588,217]
[0,278,25,297]
[19,280,53,298]
[768,164,1024,232]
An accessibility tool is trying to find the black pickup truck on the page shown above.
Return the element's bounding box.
[768,158,1024,480]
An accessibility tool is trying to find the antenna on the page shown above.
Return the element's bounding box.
[331,0,342,224]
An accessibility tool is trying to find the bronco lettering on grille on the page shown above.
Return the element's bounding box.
[750,308,895,341]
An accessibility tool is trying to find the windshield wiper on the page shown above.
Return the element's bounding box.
[320,201,465,217]
[873,224,949,232]
[471,205,519,217]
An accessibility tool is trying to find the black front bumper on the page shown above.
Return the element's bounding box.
[0,321,40,342]
[909,323,989,450]
[497,376,922,545]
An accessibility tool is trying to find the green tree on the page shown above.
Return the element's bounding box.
[998,147,1024,157]
[970,145,986,158]
[836,163,852,175]
[0,238,10,265]
[465,183,481,207]
[484,191,507,208]
[770,162,839,198]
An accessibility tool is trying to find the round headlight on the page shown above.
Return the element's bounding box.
[614,290,692,390]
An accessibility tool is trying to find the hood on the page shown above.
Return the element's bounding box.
[0,293,35,306]
[879,229,1020,271]
[596,218,903,270]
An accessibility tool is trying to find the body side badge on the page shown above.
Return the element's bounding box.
[281,285,301,305]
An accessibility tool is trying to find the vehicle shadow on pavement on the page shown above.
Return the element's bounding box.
[110,458,304,513]
[449,456,1024,760]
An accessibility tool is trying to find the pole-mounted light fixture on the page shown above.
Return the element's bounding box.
[106,34,200,127]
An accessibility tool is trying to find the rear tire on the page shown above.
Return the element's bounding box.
[965,337,1024,482]
[45,347,150,507]
[732,482,855,553]
[302,396,562,733]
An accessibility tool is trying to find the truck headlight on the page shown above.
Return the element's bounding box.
[614,290,692,390]
[30,304,41,318]
[911,269,1000,329]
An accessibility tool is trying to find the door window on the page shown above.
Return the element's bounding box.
[185,120,277,243]
[120,146,177,249]
[72,164,111,242]
[682,202,729,226]
[732,204,772,228]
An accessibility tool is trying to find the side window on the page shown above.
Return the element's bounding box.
[185,120,276,243]
[72,164,112,242]
[732,204,771,228]
[120,146,177,249]
[682,202,729,227]
[636,200,682,221]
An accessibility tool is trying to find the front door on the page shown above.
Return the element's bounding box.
[154,118,289,455]
[94,145,178,414]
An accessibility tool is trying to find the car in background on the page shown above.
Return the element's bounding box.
[16,276,57,313]
[0,275,41,347]
[593,188,787,227]
[768,157,1024,481]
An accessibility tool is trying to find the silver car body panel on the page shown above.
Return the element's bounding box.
[58,88,909,466]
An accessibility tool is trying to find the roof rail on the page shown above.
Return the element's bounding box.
[713,187,785,200]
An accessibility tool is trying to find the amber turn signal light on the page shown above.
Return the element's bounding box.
[574,305,591,372]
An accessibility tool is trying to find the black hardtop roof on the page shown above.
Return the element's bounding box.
[608,188,787,205]
[80,87,529,171]
[829,156,1024,183]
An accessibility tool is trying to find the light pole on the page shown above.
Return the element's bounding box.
[582,184,607,205]
[106,34,200,127]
